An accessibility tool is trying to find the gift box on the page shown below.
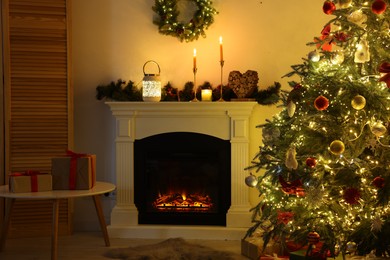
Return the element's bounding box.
[51,150,96,190]
[9,171,52,193]
[241,237,288,260]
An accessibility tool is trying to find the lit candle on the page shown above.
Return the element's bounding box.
[219,36,223,62]
[193,48,197,70]
[201,89,212,101]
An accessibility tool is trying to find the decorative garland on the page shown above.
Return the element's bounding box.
[96,79,281,104]
[152,0,218,42]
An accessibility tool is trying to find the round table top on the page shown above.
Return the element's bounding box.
[0,181,116,199]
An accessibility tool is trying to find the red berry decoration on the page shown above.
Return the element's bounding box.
[314,95,329,111]
[372,176,385,188]
[307,231,320,244]
[343,187,361,205]
[306,157,317,168]
[323,1,336,15]
[372,0,387,15]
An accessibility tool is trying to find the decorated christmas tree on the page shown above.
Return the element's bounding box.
[246,0,390,258]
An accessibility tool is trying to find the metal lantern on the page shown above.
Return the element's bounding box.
[142,60,161,102]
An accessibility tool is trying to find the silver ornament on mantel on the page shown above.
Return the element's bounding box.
[245,173,258,187]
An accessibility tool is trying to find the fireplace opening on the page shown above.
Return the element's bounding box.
[134,132,231,226]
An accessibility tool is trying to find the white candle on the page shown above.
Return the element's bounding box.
[219,36,223,62]
[201,89,212,101]
[193,48,197,70]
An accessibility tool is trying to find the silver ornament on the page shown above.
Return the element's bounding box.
[371,122,387,137]
[245,173,258,187]
[287,101,296,118]
[308,51,320,62]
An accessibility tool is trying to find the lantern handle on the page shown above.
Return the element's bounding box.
[143,60,161,76]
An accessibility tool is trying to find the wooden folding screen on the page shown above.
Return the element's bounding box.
[2,0,73,237]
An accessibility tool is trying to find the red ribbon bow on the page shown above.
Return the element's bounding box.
[10,170,44,192]
[379,62,390,88]
[66,150,94,190]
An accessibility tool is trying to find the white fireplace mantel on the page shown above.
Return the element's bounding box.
[106,101,257,240]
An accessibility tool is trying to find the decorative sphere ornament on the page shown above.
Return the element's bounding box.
[305,157,317,168]
[308,50,320,62]
[323,1,336,14]
[372,176,385,188]
[245,173,258,187]
[346,241,357,253]
[371,122,387,137]
[372,0,387,15]
[331,51,344,65]
[307,231,321,244]
[314,95,329,111]
[329,140,345,155]
[351,95,366,110]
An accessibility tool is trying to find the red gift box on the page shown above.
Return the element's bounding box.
[9,170,52,193]
[51,150,96,190]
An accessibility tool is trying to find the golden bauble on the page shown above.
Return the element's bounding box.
[371,122,387,137]
[329,140,345,155]
[351,95,366,110]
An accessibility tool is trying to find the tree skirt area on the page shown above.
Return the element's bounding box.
[104,237,248,260]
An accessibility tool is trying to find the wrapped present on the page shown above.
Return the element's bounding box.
[9,170,52,193]
[51,150,96,190]
[241,235,289,260]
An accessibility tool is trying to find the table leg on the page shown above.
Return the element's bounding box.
[0,198,15,252]
[92,195,110,246]
[51,199,60,260]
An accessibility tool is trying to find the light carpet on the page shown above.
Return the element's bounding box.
[104,237,247,260]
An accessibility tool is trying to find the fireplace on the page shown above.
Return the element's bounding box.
[106,102,256,240]
[134,132,231,226]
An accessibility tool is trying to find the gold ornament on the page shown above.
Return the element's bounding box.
[351,95,366,110]
[329,140,345,155]
[371,122,387,137]
[287,101,296,118]
[285,147,298,170]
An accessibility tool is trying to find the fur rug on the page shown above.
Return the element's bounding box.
[104,237,246,260]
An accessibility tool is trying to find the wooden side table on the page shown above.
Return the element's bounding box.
[0,181,116,260]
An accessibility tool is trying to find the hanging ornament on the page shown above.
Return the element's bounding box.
[371,216,384,232]
[371,122,387,137]
[346,242,357,254]
[287,101,296,118]
[279,176,305,196]
[379,62,390,88]
[343,187,361,204]
[285,147,298,170]
[329,140,345,155]
[245,173,258,188]
[372,176,385,188]
[338,0,352,8]
[322,1,336,14]
[277,210,294,225]
[372,0,387,15]
[308,50,321,62]
[307,231,321,244]
[347,10,367,29]
[354,39,370,63]
[314,95,329,111]
[351,95,366,110]
[330,51,344,65]
[305,157,317,168]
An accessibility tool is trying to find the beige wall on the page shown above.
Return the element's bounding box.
[71,0,329,230]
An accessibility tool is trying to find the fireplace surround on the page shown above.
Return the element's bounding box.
[106,101,256,240]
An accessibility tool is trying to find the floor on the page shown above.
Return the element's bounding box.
[0,232,250,259]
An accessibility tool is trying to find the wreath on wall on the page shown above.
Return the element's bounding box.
[152,0,218,42]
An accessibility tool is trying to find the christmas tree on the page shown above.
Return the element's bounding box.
[246,0,390,258]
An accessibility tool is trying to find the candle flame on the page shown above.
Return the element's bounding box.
[193,48,196,57]
[219,36,223,44]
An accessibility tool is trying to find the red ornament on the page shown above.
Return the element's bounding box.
[372,176,385,188]
[323,1,336,15]
[307,231,320,244]
[379,62,390,88]
[343,187,361,205]
[306,157,317,168]
[372,0,387,15]
[277,210,294,225]
[314,95,329,111]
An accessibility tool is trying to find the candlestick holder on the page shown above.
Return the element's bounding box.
[191,68,199,102]
[218,60,225,102]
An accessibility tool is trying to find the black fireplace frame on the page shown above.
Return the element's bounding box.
[134,132,231,226]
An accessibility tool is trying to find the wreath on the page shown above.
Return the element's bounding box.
[152,0,218,42]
